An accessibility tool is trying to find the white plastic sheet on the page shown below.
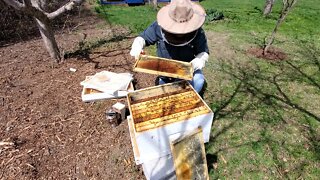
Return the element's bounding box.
[80,71,133,94]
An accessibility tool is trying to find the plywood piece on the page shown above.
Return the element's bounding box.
[133,55,193,80]
[127,81,211,132]
[83,88,103,94]
[170,128,209,180]
[127,116,141,163]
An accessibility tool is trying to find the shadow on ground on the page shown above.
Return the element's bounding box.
[205,39,320,178]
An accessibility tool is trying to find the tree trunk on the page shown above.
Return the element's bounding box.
[3,0,84,63]
[263,0,275,16]
[263,12,287,55]
[35,17,61,62]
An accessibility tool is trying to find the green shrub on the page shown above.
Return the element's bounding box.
[205,8,224,22]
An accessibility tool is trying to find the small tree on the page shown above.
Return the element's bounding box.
[263,0,297,55]
[263,0,275,16]
[2,0,84,62]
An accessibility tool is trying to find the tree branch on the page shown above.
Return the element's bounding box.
[24,0,32,7]
[3,0,46,20]
[28,0,46,15]
[2,0,26,10]
[38,0,49,10]
[47,0,84,20]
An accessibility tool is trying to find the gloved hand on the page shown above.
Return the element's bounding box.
[191,52,209,71]
[130,36,146,59]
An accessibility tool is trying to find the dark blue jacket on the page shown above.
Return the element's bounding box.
[140,21,209,62]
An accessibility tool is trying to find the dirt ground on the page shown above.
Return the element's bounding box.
[0,8,157,180]
[247,47,287,61]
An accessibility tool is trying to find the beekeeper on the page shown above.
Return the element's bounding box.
[129,0,209,93]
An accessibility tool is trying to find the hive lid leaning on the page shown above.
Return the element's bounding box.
[133,55,194,80]
[170,128,209,180]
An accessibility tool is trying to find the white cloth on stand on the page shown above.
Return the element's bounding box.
[80,71,133,94]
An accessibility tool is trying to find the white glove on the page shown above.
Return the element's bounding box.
[191,52,209,71]
[130,36,145,59]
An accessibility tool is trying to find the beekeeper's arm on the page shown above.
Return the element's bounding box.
[129,21,160,59]
[130,37,145,59]
[190,28,210,71]
[191,52,209,71]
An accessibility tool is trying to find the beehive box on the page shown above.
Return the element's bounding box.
[133,55,194,80]
[141,153,176,180]
[128,116,209,180]
[127,80,214,164]
[128,115,175,180]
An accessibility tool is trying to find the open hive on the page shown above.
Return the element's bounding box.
[127,80,214,165]
[133,55,194,80]
[127,81,211,132]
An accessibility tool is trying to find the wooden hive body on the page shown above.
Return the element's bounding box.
[127,81,214,164]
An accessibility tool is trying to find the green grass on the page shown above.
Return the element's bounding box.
[202,0,320,41]
[95,4,157,33]
[203,36,320,178]
[94,0,320,179]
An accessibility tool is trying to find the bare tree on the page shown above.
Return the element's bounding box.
[2,0,84,62]
[263,0,298,55]
[263,0,275,16]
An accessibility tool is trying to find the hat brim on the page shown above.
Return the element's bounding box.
[157,2,206,34]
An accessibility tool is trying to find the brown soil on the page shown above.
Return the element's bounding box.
[247,47,287,61]
[0,6,157,180]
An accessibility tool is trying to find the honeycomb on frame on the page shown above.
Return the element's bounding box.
[133,55,194,80]
[127,80,211,132]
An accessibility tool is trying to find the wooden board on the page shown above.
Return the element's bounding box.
[127,81,211,132]
[133,55,193,80]
[127,116,141,163]
[170,128,209,180]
